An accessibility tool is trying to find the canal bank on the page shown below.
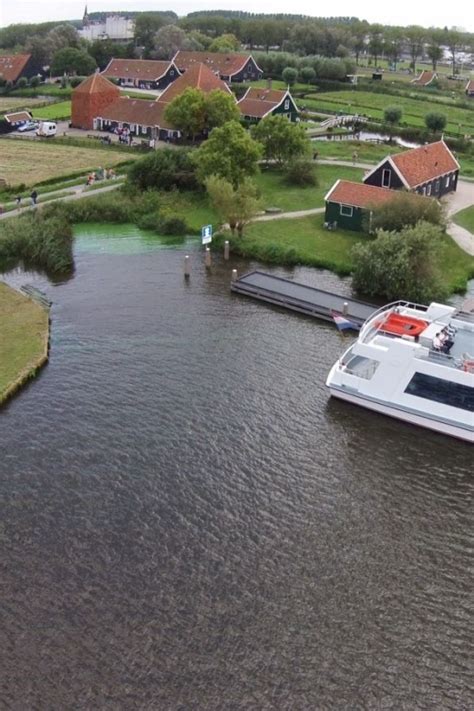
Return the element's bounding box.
[0,282,50,405]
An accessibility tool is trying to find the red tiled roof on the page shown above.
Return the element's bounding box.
[173,50,255,77]
[325,180,399,208]
[4,110,32,124]
[73,72,120,95]
[466,79,474,94]
[97,97,173,129]
[159,62,232,103]
[237,87,288,118]
[102,59,178,81]
[391,141,459,188]
[0,54,31,83]
[411,70,436,86]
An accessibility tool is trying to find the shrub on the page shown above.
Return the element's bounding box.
[127,149,197,191]
[70,76,86,88]
[282,67,298,86]
[367,191,446,233]
[157,215,188,235]
[284,160,318,186]
[425,111,447,133]
[351,221,447,302]
[29,75,40,88]
[15,77,28,89]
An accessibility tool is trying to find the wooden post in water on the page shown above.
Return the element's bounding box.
[224,240,230,260]
[205,247,211,269]
[184,255,190,279]
[342,302,348,316]
[231,269,238,282]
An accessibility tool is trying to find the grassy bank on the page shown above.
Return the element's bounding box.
[453,206,474,234]
[0,282,49,405]
[32,100,71,120]
[220,214,474,292]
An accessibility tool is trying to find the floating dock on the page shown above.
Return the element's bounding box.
[231,271,376,327]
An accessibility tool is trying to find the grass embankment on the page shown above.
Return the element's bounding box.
[453,206,474,234]
[0,282,49,405]
[0,138,139,187]
[303,90,474,136]
[223,214,474,292]
[32,100,71,120]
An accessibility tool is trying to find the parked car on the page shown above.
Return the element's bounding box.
[17,120,39,132]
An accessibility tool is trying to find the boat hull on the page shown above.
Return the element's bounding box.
[328,387,474,443]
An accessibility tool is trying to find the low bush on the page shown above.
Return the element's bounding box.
[127,149,198,191]
[284,160,318,186]
[158,215,188,235]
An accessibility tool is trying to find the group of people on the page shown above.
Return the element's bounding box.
[15,190,37,209]
[432,327,455,354]
[115,127,133,145]
[86,168,116,186]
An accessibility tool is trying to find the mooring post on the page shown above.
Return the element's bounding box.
[342,301,348,316]
[231,269,238,282]
[184,255,190,279]
[224,240,230,260]
[205,247,211,269]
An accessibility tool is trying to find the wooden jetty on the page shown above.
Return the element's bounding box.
[231,271,376,327]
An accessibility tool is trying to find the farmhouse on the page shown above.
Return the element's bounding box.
[238,87,299,122]
[465,79,474,97]
[363,141,459,197]
[411,70,437,86]
[0,54,43,84]
[173,50,263,83]
[102,59,180,91]
[76,63,232,140]
[324,180,400,231]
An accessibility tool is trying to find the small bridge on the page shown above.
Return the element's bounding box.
[319,114,368,129]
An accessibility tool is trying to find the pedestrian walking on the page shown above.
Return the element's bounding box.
[352,151,358,165]
[30,190,38,206]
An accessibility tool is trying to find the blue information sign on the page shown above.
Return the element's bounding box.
[201,224,213,244]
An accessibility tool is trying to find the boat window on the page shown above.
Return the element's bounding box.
[405,372,474,412]
[344,355,380,380]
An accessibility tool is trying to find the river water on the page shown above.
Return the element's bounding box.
[1,225,472,709]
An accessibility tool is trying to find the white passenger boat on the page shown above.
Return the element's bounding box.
[326,301,474,442]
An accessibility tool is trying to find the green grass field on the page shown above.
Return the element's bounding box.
[0,282,49,404]
[32,101,71,120]
[453,206,474,234]
[303,90,474,135]
[231,214,474,291]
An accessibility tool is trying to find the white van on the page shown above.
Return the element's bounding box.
[36,121,57,137]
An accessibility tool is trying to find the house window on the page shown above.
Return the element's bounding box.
[422,186,426,195]
[445,175,450,187]
[340,204,353,217]
[435,180,440,192]
[284,99,290,110]
[382,168,391,187]
[427,184,431,196]
[170,69,174,75]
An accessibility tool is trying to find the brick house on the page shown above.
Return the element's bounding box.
[363,141,459,197]
[238,87,299,123]
[101,59,180,91]
[173,50,262,83]
[71,73,121,129]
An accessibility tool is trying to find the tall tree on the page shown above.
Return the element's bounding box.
[252,115,310,167]
[152,25,201,60]
[51,47,97,76]
[208,33,240,52]
[193,121,262,187]
[426,30,444,71]
[134,13,168,56]
[164,88,206,141]
[368,24,384,67]
[444,29,463,76]
[205,175,260,236]
[405,26,425,74]
[384,28,404,70]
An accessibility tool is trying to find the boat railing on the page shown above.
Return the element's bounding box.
[359,300,429,344]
